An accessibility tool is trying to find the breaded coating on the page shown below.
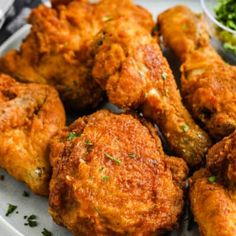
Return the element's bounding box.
[158,5,236,140]
[190,169,236,236]
[0,74,65,195]
[0,0,153,111]
[190,132,236,236]
[49,110,188,235]
[92,18,211,167]
[207,131,236,184]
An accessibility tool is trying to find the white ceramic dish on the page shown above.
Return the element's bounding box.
[0,1,202,236]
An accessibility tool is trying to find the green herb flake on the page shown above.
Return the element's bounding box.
[85,140,93,146]
[180,124,190,132]
[24,214,38,228]
[5,204,17,216]
[152,25,158,33]
[128,153,136,159]
[103,176,109,182]
[208,176,216,183]
[28,215,36,220]
[181,24,189,30]
[28,221,38,227]
[66,132,80,141]
[104,153,121,165]
[161,72,168,80]
[85,140,94,152]
[23,191,30,197]
[42,228,52,236]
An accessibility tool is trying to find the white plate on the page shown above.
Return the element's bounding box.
[0,1,202,236]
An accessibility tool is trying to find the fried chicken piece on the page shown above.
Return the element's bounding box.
[190,168,236,236]
[206,131,236,185]
[92,17,211,167]
[49,109,188,235]
[158,5,236,140]
[0,0,153,111]
[190,132,236,235]
[0,74,65,195]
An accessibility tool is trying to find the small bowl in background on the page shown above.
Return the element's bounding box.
[201,0,236,64]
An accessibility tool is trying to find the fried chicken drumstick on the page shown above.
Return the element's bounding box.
[190,131,236,236]
[92,18,211,167]
[49,109,188,235]
[158,5,236,140]
[0,0,154,111]
[0,74,65,195]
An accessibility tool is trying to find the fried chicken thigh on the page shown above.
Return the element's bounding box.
[49,110,188,235]
[190,132,236,236]
[158,5,236,140]
[0,74,65,195]
[0,0,153,111]
[92,18,211,167]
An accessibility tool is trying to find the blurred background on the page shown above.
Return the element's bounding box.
[0,0,49,44]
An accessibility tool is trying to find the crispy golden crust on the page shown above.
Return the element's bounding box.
[0,0,153,111]
[92,18,211,167]
[0,74,65,195]
[158,5,236,139]
[190,169,236,236]
[206,131,236,185]
[49,110,188,235]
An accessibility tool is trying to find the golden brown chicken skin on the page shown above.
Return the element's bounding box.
[0,74,65,195]
[0,0,153,111]
[207,131,236,184]
[190,132,236,236]
[49,110,188,235]
[92,17,211,167]
[158,5,236,140]
[190,169,236,236]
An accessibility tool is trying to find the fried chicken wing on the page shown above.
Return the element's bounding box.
[158,5,236,140]
[0,74,65,195]
[0,0,153,111]
[92,17,211,167]
[49,109,188,235]
[190,131,236,236]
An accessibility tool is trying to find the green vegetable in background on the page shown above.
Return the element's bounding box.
[214,0,236,54]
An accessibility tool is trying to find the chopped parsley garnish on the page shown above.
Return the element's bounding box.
[85,140,94,152]
[103,176,109,182]
[24,214,38,227]
[5,204,17,216]
[128,153,136,159]
[208,176,216,183]
[23,191,30,197]
[42,228,52,236]
[161,72,168,80]
[180,124,190,132]
[66,132,80,141]
[104,153,121,165]
[152,25,158,34]
[181,24,189,30]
